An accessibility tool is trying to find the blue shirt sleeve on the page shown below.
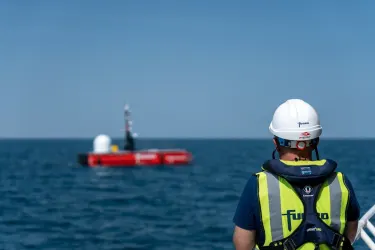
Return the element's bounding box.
[233,175,258,230]
[343,175,360,221]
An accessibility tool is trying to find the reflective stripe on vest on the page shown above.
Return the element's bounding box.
[256,171,350,247]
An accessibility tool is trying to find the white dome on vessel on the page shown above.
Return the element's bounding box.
[93,134,112,153]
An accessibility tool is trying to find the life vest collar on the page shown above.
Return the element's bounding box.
[261,159,337,184]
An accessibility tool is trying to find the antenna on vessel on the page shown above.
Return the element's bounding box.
[124,104,131,132]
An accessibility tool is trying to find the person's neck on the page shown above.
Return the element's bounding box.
[279,153,312,161]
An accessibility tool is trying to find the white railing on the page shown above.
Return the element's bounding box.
[354,204,375,249]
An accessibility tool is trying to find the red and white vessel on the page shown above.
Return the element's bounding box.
[77,104,193,167]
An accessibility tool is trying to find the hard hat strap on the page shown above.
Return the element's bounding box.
[275,137,319,150]
[272,137,320,160]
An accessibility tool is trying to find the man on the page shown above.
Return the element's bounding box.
[124,130,135,151]
[233,99,360,250]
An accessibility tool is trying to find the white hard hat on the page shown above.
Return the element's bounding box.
[269,99,322,142]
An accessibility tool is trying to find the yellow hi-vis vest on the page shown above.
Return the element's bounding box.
[255,160,351,250]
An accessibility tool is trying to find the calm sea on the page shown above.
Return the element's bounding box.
[0,139,373,249]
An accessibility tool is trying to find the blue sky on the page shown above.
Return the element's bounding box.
[1,1,375,138]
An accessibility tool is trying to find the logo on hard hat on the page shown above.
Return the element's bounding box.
[297,122,309,127]
[299,131,311,140]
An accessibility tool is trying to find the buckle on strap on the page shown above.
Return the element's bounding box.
[283,238,297,250]
[332,233,344,249]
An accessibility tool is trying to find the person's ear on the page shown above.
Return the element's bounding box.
[273,138,280,152]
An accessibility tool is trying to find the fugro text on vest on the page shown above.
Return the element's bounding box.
[282,210,329,231]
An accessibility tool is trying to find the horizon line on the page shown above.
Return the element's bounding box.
[1,136,375,140]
